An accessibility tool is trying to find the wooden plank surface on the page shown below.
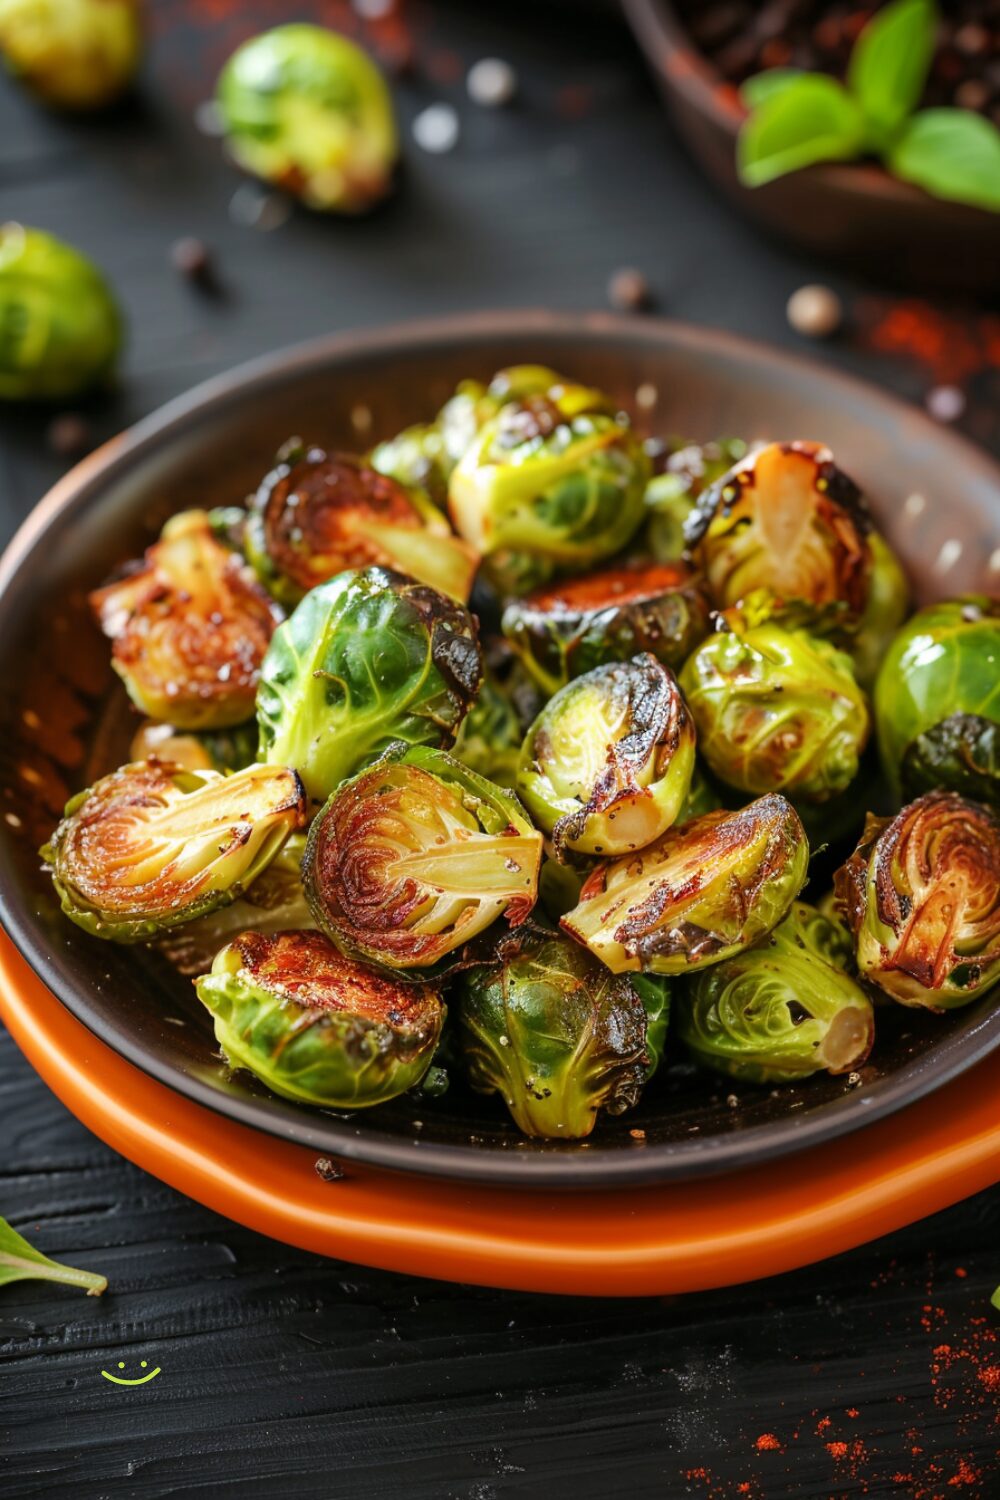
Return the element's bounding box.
[2,3,999,1496]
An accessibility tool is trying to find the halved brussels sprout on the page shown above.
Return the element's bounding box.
[517,654,696,858]
[130,719,259,775]
[850,530,909,692]
[245,444,478,607]
[643,437,749,563]
[501,560,711,697]
[0,223,122,399]
[0,0,141,111]
[92,510,281,731]
[304,743,542,977]
[216,24,397,214]
[561,793,808,975]
[675,901,874,1084]
[449,390,649,567]
[41,760,306,942]
[457,929,669,1138]
[256,566,482,808]
[451,669,522,790]
[835,791,1000,1010]
[874,597,1000,808]
[196,930,443,1108]
[685,441,873,626]
[679,608,869,802]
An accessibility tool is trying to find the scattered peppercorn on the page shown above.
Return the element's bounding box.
[170,236,212,283]
[412,103,460,154]
[46,413,92,459]
[314,1156,346,1182]
[608,267,652,312]
[467,57,518,108]
[926,384,967,422]
[786,283,843,339]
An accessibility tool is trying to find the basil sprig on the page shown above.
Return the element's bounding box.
[0,1212,107,1296]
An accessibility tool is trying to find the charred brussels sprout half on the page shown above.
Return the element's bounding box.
[0,0,141,110]
[457,930,669,1138]
[452,669,523,790]
[305,744,542,978]
[679,609,869,802]
[676,901,874,1084]
[92,510,281,731]
[246,444,477,607]
[216,24,397,214]
[41,760,306,942]
[130,720,259,775]
[196,930,444,1108]
[517,654,696,859]
[0,223,121,399]
[874,597,1000,808]
[449,390,649,568]
[643,437,749,563]
[501,561,710,698]
[836,791,1000,1010]
[685,441,872,628]
[256,566,482,808]
[562,793,808,976]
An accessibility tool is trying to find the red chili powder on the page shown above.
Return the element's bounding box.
[856,299,1000,387]
[827,1441,849,1460]
[948,1456,981,1487]
[755,1433,782,1451]
[978,1364,1000,1391]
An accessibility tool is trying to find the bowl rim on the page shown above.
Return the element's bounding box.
[2,306,1000,1190]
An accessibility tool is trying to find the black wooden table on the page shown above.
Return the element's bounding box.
[2,4,999,1496]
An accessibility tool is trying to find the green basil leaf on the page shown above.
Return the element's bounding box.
[737,76,866,187]
[739,69,804,110]
[888,109,1000,212]
[848,0,937,141]
[0,1212,107,1296]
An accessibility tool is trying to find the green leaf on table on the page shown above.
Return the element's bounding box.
[888,109,1000,212]
[739,69,804,111]
[738,75,866,187]
[993,1285,1000,1312]
[848,0,937,143]
[0,1213,107,1296]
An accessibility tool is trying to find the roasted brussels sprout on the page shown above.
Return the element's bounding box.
[517,654,696,858]
[643,437,749,563]
[245,444,478,607]
[130,719,259,775]
[850,530,909,692]
[685,441,872,627]
[501,561,710,697]
[679,608,869,802]
[874,597,1000,807]
[676,762,724,823]
[0,223,121,399]
[92,510,281,731]
[305,743,542,977]
[449,390,649,568]
[0,0,141,110]
[675,901,874,1084]
[835,791,1000,1010]
[41,760,306,942]
[196,930,443,1107]
[457,930,669,1138]
[561,793,808,975]
[216,24,397,214]
[256,566,482,808]
[452,669,522,790]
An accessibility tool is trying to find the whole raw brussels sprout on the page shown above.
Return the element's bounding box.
[675,900,874,1084]
[561,793,808,975]
[196,930,444,1108]
[256,566,482,808]
[130,719,260,776]
[245,443,477,607]
[216,24,397,214]
[457,929,669,1138]
[92,510,281,731]
[679,607,869,802]
[835,791,1000,1010]
[305,743,543,978]
[517,654,696,858]
[0,0,141,110]
[849,530,909,692]
[451,668,522,790]
[685,440,873,628]
[642,437,749,563]
[501,560,711,698]
[41,760,306,942]
[0,223,121,399]
[874,597,1000,807]
[449,389,649,568]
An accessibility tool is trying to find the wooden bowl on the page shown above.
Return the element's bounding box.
[623,0,1000,295]
[0,309,997,1189]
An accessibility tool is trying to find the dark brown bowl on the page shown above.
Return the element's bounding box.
[623,0,1000,295]
[0,310,998,1188]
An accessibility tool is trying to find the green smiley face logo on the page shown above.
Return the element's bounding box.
[101,1360,161,1386]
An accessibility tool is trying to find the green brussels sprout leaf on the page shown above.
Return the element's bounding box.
[0,1213,106,1297]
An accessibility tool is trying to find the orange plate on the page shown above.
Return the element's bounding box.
[4,931,1000,1298]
